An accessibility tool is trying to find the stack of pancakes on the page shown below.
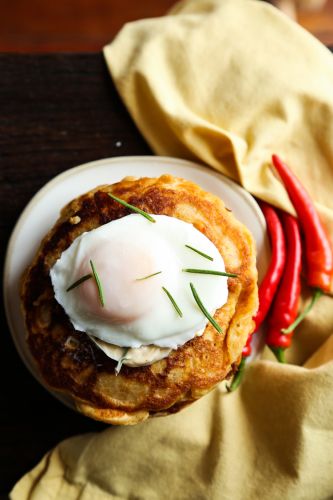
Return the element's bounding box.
[21,175,258,425]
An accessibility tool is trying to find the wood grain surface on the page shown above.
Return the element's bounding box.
[0,0,176,52]
[0,53,151,495]
[0,0,332,51]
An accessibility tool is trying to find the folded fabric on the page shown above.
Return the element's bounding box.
[11,354,333,500]
[104,0,333,233]
[12,0,333,498]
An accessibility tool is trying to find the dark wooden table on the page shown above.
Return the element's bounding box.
[0,53,151,496]
[2,48,333,498]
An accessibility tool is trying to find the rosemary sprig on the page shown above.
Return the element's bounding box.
[162,287,183,317]
[90,259,105,307]
[185,244,213,261]
[115,348,130,376]
[183,268,238,278]
[107,192,156,223]
[136,271,162,281]
[190,282,222,333]
[66,273,92,292]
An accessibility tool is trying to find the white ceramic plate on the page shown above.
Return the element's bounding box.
[4,156,270,409]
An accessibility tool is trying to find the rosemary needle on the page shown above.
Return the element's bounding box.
[183,268,238,278]
[107,192,156,223]
[66,273,92,292]
[190,282,222,334]
[162,287,183,317]
[90,259,105,307]
[136,271,162,281]
[185,244,213,261]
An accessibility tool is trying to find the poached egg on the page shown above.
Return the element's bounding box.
[50,214,229,366]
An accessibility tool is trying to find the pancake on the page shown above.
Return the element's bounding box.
[21,174,258,425]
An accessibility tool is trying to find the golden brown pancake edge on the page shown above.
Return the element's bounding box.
[20,174,258,425]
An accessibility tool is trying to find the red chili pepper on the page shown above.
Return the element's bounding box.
[242,336,252,358]
[253,202,287,331]
[272,154,333,293]
[266,213,302,362]
[228,204,287,390]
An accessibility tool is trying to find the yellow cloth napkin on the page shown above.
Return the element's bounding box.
[12,0,333,498]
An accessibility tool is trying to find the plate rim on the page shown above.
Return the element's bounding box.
[3,155,268,409]
[4,157,267,264]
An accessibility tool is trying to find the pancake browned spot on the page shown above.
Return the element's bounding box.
[21,175,258,425]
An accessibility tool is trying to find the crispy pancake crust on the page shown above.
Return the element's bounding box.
[21,174,258,425]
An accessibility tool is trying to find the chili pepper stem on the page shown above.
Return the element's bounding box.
[281,288,323,334]
[226,357,246,392]
[270,347,286,363]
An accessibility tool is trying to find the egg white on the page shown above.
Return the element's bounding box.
[50,214,229,351]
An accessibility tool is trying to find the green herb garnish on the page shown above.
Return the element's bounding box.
[107,193,156,223]
[66,273,92,292]
[115,348,130,376]
[90,259,105,307]
[190,282,222,333]
[136,271,162,281]
[185,244,213,261]
[162,287,183,317]
[183,268,238,278]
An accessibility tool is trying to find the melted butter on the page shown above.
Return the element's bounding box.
[90,336,171,366]
[90,325,205,367]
